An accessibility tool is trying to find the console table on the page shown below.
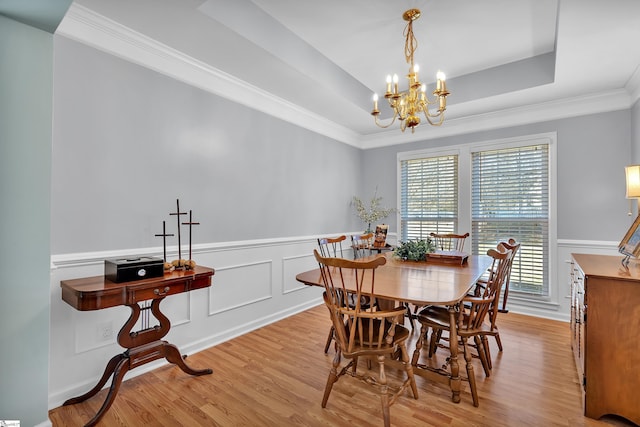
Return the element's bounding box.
[570,254,640,425]
[60,265,215,427]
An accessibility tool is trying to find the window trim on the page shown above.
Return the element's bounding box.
[397,132,558,307]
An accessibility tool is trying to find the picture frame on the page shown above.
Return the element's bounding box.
[618,214,640,261]
[373,224,388,248]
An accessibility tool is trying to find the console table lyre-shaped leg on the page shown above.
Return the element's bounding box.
[64,297,212,427]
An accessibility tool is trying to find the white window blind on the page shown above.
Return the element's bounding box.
[471,144,549,295]
[400,154,458,241]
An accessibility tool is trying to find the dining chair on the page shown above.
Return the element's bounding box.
[350,232,374,259]
[497,238,521,313]
[411,246,511,406]
[317,235,346,258]
[480,238,520,365]
[317,235,349,353]
[404,232,469,329]
[468,238,520,357]
[429,232,470,252]
[314,250,418,427]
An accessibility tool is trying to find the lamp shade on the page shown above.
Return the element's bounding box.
[626,165,640,198]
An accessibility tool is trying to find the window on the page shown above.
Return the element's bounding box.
[399,154,458,241]
[397,133,555,301]
[471,144,549,296]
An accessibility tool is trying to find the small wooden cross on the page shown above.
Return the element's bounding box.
[169,199,188,261]
[182,210,200,261]
[154,220,174,262]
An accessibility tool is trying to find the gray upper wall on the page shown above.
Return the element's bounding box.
[632,99,640,162]
[52,33,635,254]
[363,110,632,242]
[52,36,362,254]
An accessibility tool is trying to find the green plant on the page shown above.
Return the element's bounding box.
[393,238,435,261]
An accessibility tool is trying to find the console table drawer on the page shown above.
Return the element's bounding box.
[128,280,188,302]
[60,266,214,310]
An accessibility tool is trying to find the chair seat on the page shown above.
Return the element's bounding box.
[416,305,449,327]
[416,305,492,336]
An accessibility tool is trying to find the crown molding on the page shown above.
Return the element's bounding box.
[56,3,633,151]
[626,63,640,107]
[362,89,632,149]
[56,3,361,148]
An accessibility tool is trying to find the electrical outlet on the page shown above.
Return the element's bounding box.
[97,321,113,341]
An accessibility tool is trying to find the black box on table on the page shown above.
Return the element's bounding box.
[104,256,164,283]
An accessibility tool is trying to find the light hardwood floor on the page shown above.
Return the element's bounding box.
[49,305,635,426]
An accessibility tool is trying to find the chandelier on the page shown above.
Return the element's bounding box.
[371,9,449,133]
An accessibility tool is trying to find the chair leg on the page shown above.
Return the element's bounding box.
[474,335,491,377]
[493,331,503,352]
[324,325,335,353]
[399,344,419,399]
[404,303,415,329]
[461,337,479,407]
[482,335,492,370]
[377,355,391,427]
[411,323,428,366]
[322,350,341,408]
[428,328,442,357]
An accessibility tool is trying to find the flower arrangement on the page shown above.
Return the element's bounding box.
[393,238,435,261]
[352,187,396,233]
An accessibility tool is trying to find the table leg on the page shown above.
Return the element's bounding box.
[63,353,130,427]
[65,299,212,426]
[62,353,127,406]
[163,342,213,376]
[448,305,461,403]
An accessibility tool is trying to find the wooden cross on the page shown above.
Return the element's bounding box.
[169,199,188,261]
[182,210,200,261]
[154,220,174,262]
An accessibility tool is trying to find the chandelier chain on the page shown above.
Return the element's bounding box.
[403,19,418,66]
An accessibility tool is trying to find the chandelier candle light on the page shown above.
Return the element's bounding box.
[371,8,449,133]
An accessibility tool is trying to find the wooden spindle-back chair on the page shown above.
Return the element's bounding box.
[351,232,374,259]
[497,238,521,313]
[317,235,346,258]
[429,232,470,252]
[317,235,350,353]
[314,250,418,427]
[411,246,512,406]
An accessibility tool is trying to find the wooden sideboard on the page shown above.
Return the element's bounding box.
[570,254,640,425]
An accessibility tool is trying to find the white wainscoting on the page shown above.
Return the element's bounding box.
[48,234,613,408]
[48,234,355,409]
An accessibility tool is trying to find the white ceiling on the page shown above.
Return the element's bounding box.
[58,0,640,147]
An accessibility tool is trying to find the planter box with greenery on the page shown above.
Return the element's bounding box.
[393,238,435,261]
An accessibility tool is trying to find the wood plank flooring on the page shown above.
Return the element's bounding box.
[49,305,636,426]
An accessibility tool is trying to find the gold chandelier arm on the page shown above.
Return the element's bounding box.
[372,112,399,129]
[423,111,445,126]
